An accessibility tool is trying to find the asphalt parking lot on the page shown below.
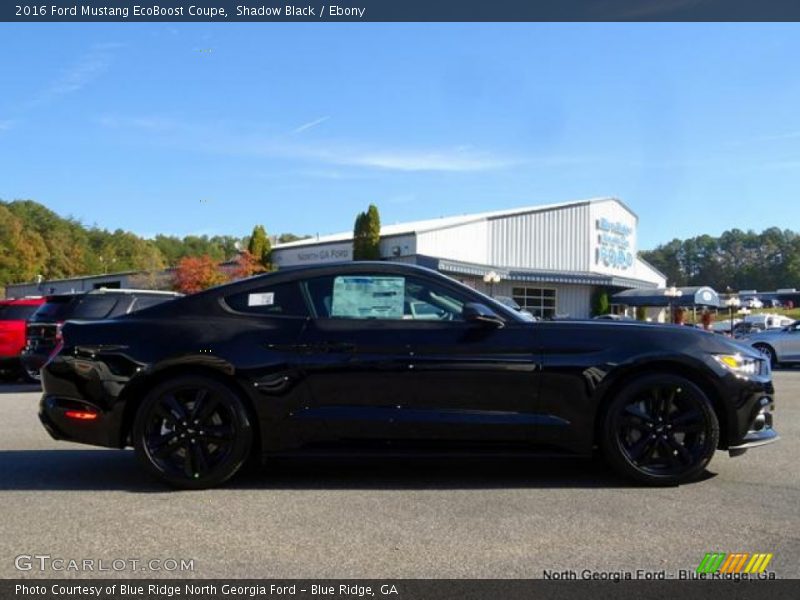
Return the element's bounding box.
[1,371,798,580]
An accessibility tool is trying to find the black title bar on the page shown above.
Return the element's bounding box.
[4,580,800,600]
[4,0,800,22]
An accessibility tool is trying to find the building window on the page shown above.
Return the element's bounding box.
[512,286,557,319]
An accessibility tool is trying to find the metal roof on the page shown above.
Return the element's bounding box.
[432,257,659,289]
[273,197,634,249]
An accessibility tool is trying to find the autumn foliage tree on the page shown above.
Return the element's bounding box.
[230,250,267,280]
[0,198,309,289]
[172,255,227,294]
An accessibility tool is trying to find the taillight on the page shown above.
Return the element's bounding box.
[64,410,98,421]
[55,321,64,342]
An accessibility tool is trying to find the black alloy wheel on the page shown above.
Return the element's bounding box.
[753,343,778,368]
[602,374,719,485]
[133,376,253,489]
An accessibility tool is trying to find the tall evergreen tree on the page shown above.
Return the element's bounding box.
[352,204,381,260]
[247,225,272,268]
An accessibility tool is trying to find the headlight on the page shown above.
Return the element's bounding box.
[713,353,761,375]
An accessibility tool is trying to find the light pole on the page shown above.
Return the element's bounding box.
[725,296,741,336]
[664,286,683,324]
[483,271,501,297]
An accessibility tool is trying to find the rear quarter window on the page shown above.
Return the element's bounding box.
[70,296,120,319]
[224,282,309,317]
[129,295,176,313]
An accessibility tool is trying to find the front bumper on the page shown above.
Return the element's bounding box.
[729,396,779,453]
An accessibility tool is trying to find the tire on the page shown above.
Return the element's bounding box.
[21,366,41,384]
[753,343,778,368]
[133,375,253,490]
[601,374,719,486]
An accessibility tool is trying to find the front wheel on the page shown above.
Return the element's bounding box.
[601,374,719,486]
[753,344,778,368]
[133,376,253,489]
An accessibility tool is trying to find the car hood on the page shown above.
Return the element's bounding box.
[542,319,763,360]
[742,329,786,341]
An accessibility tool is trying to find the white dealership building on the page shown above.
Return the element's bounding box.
[272,197,667,319]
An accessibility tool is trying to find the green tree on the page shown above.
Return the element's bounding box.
[353,204,381,260]
[5,200,91,279]
[277,233,311,244]
[0,204,48,284]
[591,289,610,317]
[641,227,800,292]
[153,235,187,266]
[247,225,272,268]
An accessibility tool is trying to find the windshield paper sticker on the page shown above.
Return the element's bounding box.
[331,276,404,318]
[247,292,275,306]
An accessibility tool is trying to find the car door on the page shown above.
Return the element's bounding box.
[779,322,800,361]
[297,270,543,446]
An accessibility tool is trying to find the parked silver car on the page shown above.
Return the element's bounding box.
[742,320,800,366]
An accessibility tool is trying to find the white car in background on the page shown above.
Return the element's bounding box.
[742,320,800,367]
[745,313,794,330]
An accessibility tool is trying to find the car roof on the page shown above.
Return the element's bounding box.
[44,289,182,301]
[199,261,454,295]
[135,261,525,322]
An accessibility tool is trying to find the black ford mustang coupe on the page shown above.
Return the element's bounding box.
[39,262,778,489]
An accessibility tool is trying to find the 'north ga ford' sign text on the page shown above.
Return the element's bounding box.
[595,218,634,270]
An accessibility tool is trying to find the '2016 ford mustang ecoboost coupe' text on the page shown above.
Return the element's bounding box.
[39,262,778,488]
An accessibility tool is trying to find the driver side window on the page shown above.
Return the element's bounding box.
[304,274,466,321]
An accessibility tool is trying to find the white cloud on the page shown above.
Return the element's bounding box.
[291,116,330,134]
[96,114,177,132]
[36,43,123,104]
[335,149,517,172]
[92,114,523,173]
[0,120,15,131]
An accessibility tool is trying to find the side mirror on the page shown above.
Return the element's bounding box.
[463,302,505,328]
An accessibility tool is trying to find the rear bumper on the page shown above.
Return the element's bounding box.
[39,394,122,448]
[20,349,49,373]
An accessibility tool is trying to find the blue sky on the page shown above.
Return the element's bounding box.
[0,23,798,249]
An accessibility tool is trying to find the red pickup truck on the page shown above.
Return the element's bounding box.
[0,297,45,382]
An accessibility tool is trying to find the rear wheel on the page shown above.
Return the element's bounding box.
[601,374,719,486]
[133,376,253,489]
[753,343,778,368]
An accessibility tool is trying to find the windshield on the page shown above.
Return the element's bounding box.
[29,296,78,323]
